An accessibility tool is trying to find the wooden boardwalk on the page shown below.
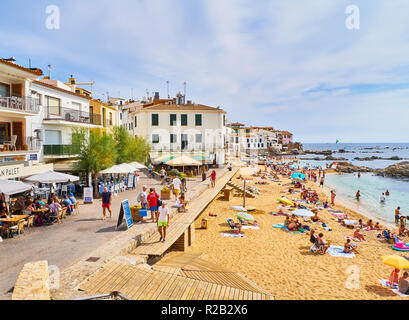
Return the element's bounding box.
[79,260,273,300]
[132,168,240,257]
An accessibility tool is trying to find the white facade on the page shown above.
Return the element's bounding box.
[30,80,100,161]
[124,103,227,166]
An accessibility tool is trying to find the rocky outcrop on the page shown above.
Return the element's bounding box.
[354,156,403,161]
[335,162,373,173]
[375,161,409,178]
[303,150,332,156]
[324,155,348,161]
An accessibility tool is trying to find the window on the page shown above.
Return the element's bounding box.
[196,134,202,143]
[181,114,187,126]
[45,96,61,115]
[195,114,202,126]
[152,114,159,126]
[247,139,249,143]
[170,114,177,126]
[152,134,160,143]
[170,134,177,143]
[134,116,137,127]
[223,115,226,126]
[248,144,250,148]
[120,113,122,120]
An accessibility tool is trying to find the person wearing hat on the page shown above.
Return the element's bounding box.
[67,193,77,206]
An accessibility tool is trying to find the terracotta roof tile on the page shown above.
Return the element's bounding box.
[142,103,226,113]
[32,80,92,100]
[0,59,43,76]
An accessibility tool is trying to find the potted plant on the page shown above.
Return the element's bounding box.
[161,185,171,200]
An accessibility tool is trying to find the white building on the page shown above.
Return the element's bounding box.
[30,78,102,163]
[0,58,53,179]
[124,100,227,166]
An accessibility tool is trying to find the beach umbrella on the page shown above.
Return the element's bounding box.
[165,155,201,166]
[278,198,295,206]
[290,209,315,217]
[25,170,79,184]
[129,162,147,169]
[117,163,139,173]
[100,165,129,174]
[291,173,306,180]
[236,211,255,221]
[380,255,409,269]
[128,162,146,169]
[0,180,33,195]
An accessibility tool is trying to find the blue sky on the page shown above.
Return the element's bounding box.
[1,0,409,143]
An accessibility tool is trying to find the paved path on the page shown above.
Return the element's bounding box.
[0,168,225,299]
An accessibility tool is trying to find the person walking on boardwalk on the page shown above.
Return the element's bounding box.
[137,186,148,209]
[147,188,159,223]
[148,163,153,178]
[160,167,166,185]
[172,176,182,199]
[158,201,170,242]
[101,187,112,220]
[210,170,216,188]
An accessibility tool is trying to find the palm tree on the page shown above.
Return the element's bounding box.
[73,128,117,197]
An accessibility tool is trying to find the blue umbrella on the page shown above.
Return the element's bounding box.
[291,173,306,180]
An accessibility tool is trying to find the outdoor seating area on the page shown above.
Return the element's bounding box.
[0,170,80,241]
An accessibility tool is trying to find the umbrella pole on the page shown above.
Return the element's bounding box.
[243,179,246,209]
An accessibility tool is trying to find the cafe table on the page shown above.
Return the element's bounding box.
[0,215,29,225]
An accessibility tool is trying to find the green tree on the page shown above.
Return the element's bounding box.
[72,128,117,197]
[112,126,150,164]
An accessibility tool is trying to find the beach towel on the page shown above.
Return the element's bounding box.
[273,223,286,229]
[241,225,259,230]
[221,233,245,238]
[328,210,343,214]
[331,213,348,218]
[327,245,355,258]
[345,236,364,242]
[378,279,407,296]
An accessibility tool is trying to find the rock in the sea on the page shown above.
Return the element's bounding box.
[376,161,409,178]
[335,162,373,173]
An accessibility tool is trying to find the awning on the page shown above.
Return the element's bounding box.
[0,180,33,195]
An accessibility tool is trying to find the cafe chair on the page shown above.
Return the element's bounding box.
[9,219,26,237]
[24,215,35,232]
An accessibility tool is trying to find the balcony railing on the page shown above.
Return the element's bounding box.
[44,106,102,126]
[103,118,113,128]
[0,96,40,113]
[0,136,41,152]
[43,144,81,156]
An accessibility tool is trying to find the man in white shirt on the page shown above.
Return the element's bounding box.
[158,202,170,242]
[138,186,148,209]
[380,193,386,203]
[172,177,182,199]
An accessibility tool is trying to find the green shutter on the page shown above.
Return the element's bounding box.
[181,114,188,126]
[195,114,202,126]
[170,114,177,126]
[152,114,159,126]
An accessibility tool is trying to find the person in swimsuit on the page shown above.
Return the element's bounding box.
[390,268,400,287]
[356,190,360,200]
[343,239,359,254]
[353,228,366,241]
[395,207,401,225]
[316,233,329,254]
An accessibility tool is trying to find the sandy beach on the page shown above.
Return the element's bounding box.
[185,165,409,300]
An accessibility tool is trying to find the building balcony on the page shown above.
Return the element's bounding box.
[43,144,80,157]
[0,136,41,154]
[44,106,102,126]
[0,96,40,114]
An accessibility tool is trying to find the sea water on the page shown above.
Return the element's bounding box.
[295,143,409,225]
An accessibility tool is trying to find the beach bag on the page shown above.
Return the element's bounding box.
[138,208,147,217]
[155,193,162,207]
